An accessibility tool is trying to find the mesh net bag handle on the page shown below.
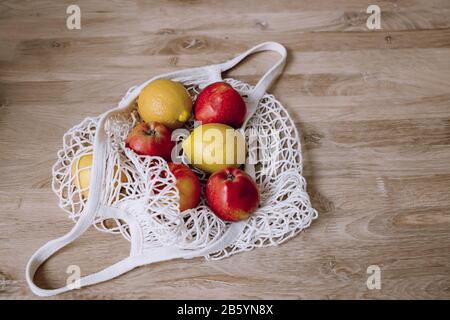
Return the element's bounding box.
[25,42,288,296]
[216,41,287,127]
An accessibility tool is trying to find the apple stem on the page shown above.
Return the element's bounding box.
[145,129,156,136]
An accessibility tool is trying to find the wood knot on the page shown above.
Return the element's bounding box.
[320,257,337,275]
[385,35,392,44]
[319,258,354,282]
[0,99,10,109]
[51,40,68,48]
[182,38,205,50]
[169,56,178,66]
[304,131,324,146]
[0,271,12,292]
[255,20,268,30]
[343,11,363,26]
[157,28,175,35]
[311,190,335,213]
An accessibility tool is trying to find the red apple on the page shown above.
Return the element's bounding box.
[206,167,260,221]
[126,122,175,161]
[168,162,201,212]
[194,82,246,128]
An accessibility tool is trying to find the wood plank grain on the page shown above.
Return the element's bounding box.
[1,0,450,299]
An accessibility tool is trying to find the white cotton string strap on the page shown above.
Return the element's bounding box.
[25,110,120,296]
[26,205,246,296]
[216,41,287,126]
[215,42,287,179]
[25,42,291,297]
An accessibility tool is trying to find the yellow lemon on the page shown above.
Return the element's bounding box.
[137,79,192,129]
[71,153,127,199]
[182,123,246,174]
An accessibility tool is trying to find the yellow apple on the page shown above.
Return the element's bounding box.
[182,123,246,174]
[71,153,127,199]
[71,153,93,198]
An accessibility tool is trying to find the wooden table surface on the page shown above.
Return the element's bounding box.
[1,0,450,299]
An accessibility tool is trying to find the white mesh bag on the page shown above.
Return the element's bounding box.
[26,42,318,296]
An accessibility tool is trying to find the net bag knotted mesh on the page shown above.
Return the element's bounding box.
[26,42,318,296]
